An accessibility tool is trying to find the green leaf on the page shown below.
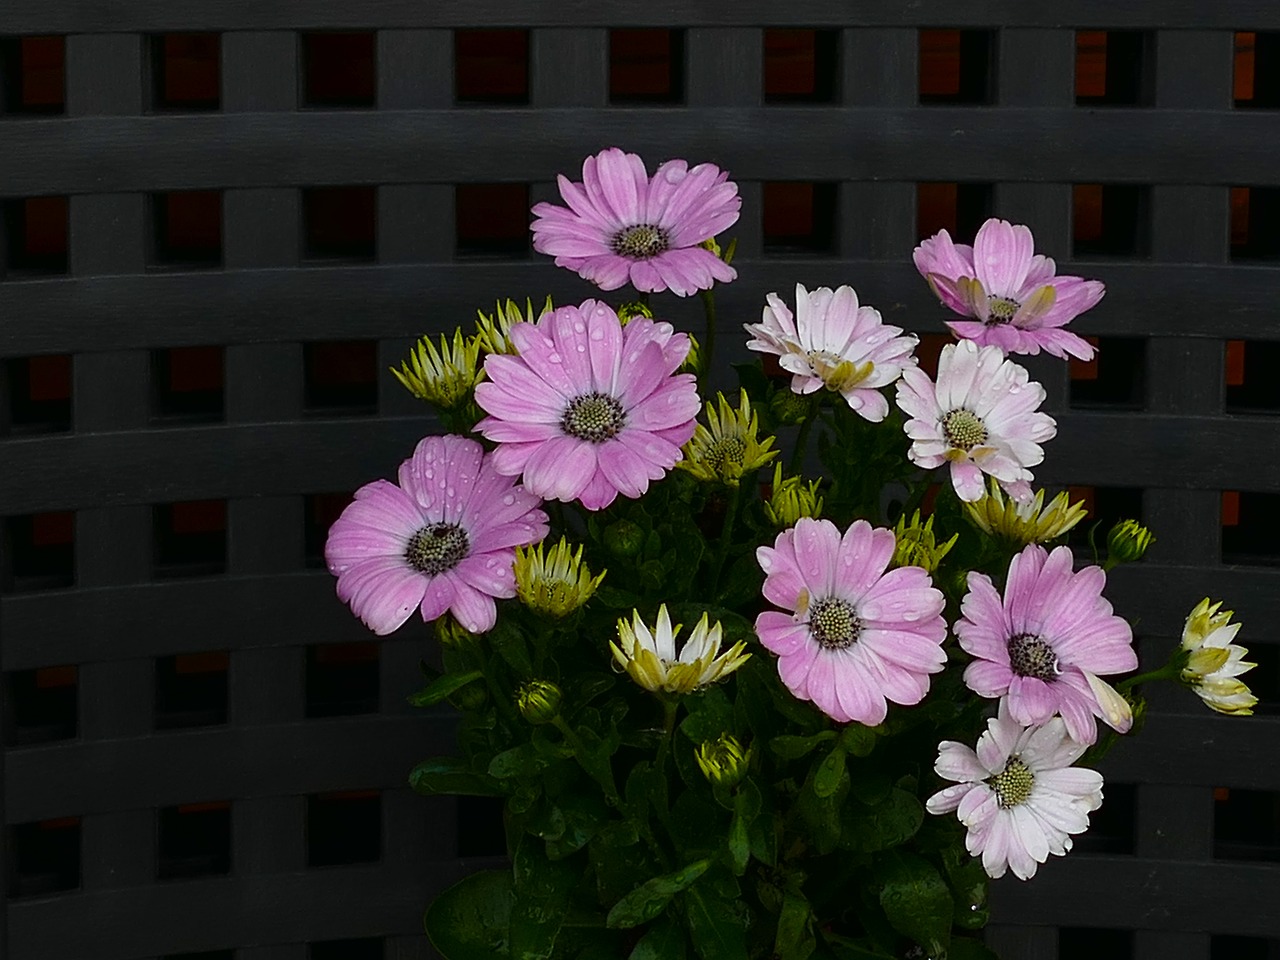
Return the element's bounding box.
[544,791,609,861]
[628,917,688,960]
[813,745,847,799]
[684,880,749,960]
[769,732,836,760]
[875,850,953,958]
[408,670,484,707]
[606,859,711,929]
[410,757,504,797]
[595,584,643,609]
[509,841,579,960]
[728,791,751,876]
[489,618,534,677]
[840,788,923,853]
[679,686,736,744]
[490,744,558,780]
[425,869,513,960]
[838,724,879,758]
[775,891,816,960]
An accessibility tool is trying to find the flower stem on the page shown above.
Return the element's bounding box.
[708,483,741,598]
[654,697,680,778]
[788,403,820,474]
[1117,660,1183,692]
[699,288,718,380]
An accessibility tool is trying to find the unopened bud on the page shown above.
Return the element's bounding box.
[695,733,751,789]
[1106,519,1154,566]
[617,301,654,324]
[603,519,645,559]
[515,680,562,725]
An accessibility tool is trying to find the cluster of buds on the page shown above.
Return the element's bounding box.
[678,390,778,487]
[763,463,824,528]
[891,510,958,574]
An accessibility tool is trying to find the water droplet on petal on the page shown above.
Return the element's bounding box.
[549,353,562,363]
[590,328,604,341]
[577,344,586,352]
[502,494,515,506]
[574,321,585,333]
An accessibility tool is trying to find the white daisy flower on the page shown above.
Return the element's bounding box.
[610,604,750,695]
[925,700,1104,881]
[1180,598,1257,716]
[895,339,1056,502]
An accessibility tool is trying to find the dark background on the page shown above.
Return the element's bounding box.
[1,4,1279,959]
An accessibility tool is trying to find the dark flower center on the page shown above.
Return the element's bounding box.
[986,295,1020,326]
[562,392,626,443]
[1007,632,1060,682]
[611,224,670,260]
[989,756,1035,808]
[940,409,988,451]
[705,436,747,471]
[405,523,469,575]
[808,597,861,650]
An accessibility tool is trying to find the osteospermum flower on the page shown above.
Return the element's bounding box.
[926,700,1104,881]
[964,477,1087,545]
[955,544,1138,745]
[677,390,778,486]
[530,147,741,297]
[1180,598,1258,715]
[914,218,1105,361]
[611,605,750,695]
[896,339,1056,502]
[754,518,948,725]
[514,537,606,619]
[391,329,482,410]
[474,299,700,511]
[325,435,549,635]
[744,283,918,421]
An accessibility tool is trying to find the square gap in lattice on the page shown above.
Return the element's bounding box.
[763,29,839,103]
[308,790,382,866]
[5,817,80,899]
[762,182,838,255]
[3,355,71,435]
[1059,928,1133,958]
[303,32,375,107]
[456,183,530,258]
[916,182,993,244]
[1234,33,1280,108]
[158,801,232,879]
[918,29,994,104]
[0,36,64,114]
[2,511,74,593]
[1214,787,1280,861]
[610,29,684,104]
[1212,936,1280,959]
[1070,782,1136,854]
[455,30,529,104]
[310,939,384,960]
[458,794,506,857]
[3,665,77,746]
[155,652,229,729]
[149,33,220,111]
[152,346,224,422]
[1230,187,1280,260]
[304,186,377,261]
[1242,641,1279,714]
[3,196,68,276]
[1069,337,1145,410]
[304,341,378,414]
[1221,491,1280,567]
[1066,486,1144,554]
[151,191,223,268]
[153,500,227,578]
[1073,184,1150,258]
[1226,340,1280,412]
[1075,31,1154,106]
[306,642,380,717]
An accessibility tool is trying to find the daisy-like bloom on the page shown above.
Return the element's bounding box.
[392,329,482,410]
[925,700,1104,881]
[964,477,1087,545]
[475,296,554,356]
[896,339,1056,503]
[611,605,750,695]
[914,218,1105,361]
[891,510,958,574]
[474,299,700,511]
[325,435,549,635]
[530,147,741,297]
[955,544,1138,745]
[677,390,778,486]
[744,283,919,422]
[514,536,606,619]
[1180,598,1258,716]
[754,518,948,725]
[763,463,824,528]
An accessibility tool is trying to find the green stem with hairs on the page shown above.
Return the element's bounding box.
[788,403,820,474]
[699,288,718,380]
[708,483,741,598]
[1117,658,1185,693]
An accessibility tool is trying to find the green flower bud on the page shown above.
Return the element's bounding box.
[617,301,654,324]
[448,680,489,712]
[603,519,645,558]
[515,680,562,725]
[1106,519,1154,566]
[695,733,751,789]
[770,389,814,426]
[892,510,958,574]
[435,614,475,647]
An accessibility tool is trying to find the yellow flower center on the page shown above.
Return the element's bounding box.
[612,224,670,260]
[562,392,626,443]
[808,597,861,650]
[989,757,1035,808]
[705,435,748,471]
[941,409,988,451]
[405,523,469,575]
[1007,632,1060,682]
[986,295,1020,326]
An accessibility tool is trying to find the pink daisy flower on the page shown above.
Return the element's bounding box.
[743,283,919,422]
[530,147,740,297]
[474,299,701,511]
[895,339,1055,503]
[913,218,1104,361]
[754,518,948,725]
[325,435,548,635]
[926,700,1104,881]
[955,543,1138,745]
